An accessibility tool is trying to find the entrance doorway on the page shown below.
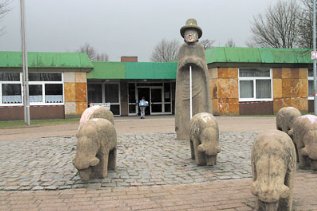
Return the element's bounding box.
[137,88,150,115]
[128,82,173,116]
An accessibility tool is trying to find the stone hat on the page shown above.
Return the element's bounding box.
[180,18,202,39]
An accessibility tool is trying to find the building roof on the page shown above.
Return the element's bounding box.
[0,48,313,80]
[0,52,93,69]
[206,47,312,64]
[88,62,177,79]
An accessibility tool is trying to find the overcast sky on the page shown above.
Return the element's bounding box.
[0,0,279,62]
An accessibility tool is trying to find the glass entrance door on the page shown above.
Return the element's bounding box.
[150,88,163,114]
[137,88,150,115]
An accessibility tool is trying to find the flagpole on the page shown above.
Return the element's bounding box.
[314,0,317,115]
[20,0,30,125]
[189,65,192,119]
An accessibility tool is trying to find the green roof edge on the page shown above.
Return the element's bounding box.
[206,47,312,64]
[0,51,93,68]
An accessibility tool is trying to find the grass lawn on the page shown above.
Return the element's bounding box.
[0,118,79,129]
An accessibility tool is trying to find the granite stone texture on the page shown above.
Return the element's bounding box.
[75,83,87,102]
[273,68,308,113]
[273,79,283,98]
[175,41,211,140]
[75,72,87,83]
[217,78,239,99]
[63,72,76,83]
[64,102,77,115]
[282,79,308,98]
[76,102,88,115]
[210,67,239,115]
[273,98,308,113]
[218,67,238,79]
[64,82,76,102]
[64,74,88,116]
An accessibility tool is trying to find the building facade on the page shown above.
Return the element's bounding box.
[0,52,93,120]
[0,47,315,120]
[207,48,313,115]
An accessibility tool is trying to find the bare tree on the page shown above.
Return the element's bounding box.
[297,0,313,48]
[150,39,180,62]
[79,43,108,61]
[0,0,11,35]
[225,39,236,47]
[95,53,109,62]
[200,39,215,49]
[250,0,300,48]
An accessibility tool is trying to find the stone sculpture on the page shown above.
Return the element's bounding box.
[292,114,317,170]
[189,112,220,166]
[79,105,114,128]
[175,18,211,140]
[73,118,117,180]
[276,106,301,138]
[251,130,296,211]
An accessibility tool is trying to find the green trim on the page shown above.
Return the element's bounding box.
[0,52,93,69]
[125,62,177,79]
[88,62,125,79]
[206,47,312,64]
[88,62,177,80]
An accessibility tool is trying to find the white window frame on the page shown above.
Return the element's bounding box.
[0,73,23,106]
[28,73,64,105]
[238,68,273,102]
[0,72,64,106]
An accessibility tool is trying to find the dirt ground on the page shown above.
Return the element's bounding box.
[0,115,276,141]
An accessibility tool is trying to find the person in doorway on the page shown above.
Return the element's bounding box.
[139,96,148,119]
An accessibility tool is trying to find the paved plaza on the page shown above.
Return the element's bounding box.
[0,116,317,210]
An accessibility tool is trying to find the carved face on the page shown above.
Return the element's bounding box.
[184,29,198,43]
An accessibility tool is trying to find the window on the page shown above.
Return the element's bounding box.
[104,84,119,103]
[0,73,22,104]
[29,84,43,102]
[308,69,314,99]
[104,83,120,115]
[28,73,63,104]
[45,84,63,103]
[88,84,102,104]
[0,72,63,105]
[2,84,22,104]
[88,82,121,115]
[239,68,272,101]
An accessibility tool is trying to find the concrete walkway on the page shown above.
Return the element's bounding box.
[0,116,316,210]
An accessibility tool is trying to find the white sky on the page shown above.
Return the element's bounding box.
[0,0,280,61]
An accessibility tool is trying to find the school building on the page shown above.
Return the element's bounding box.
[0,47,315,120]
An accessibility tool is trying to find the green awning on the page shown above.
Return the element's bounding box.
[206,47,312,64]
[88,62,125,79]
[88,62,177,80]
[0,52,93,69]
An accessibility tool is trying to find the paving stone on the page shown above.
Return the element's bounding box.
[0,132,257,191]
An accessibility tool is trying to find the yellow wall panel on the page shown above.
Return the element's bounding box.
[281,68,293,79]
[217,78,238,98]
[64,82,76,102]
[75,83,87,102]
[272,68,282,79]
[299,68,308,79]
[273,79,282,98]
[218,68,238,79]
